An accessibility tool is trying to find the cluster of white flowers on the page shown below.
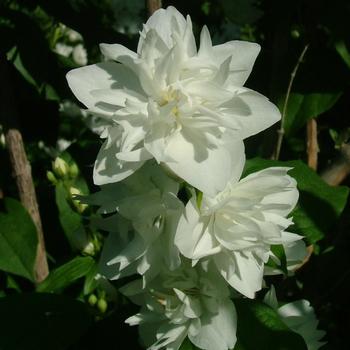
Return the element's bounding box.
[67,6,324,350]
[54,25,88,66]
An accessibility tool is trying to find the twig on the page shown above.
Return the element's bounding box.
[0,56,49,283]
[321,143,350,186]
[306,118,319,170]
[147,0,162,17]
[273,44,309,160]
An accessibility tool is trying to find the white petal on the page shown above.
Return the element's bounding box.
[66,62,144,115]
[138,6,187,52]
[215,251,264,298]
[189,299,237,350]
[220,88,281,139]
[150,324,188,350]
[213,40,261,86]
[100,43,137,64]
[164,130,245,196]
[175,199,219,259]
[198,26,213,58]
[93,128,145,185]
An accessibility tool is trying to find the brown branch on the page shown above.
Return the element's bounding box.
[147,0,162,17]
[321,143,350,186]
[272,44,309,160]
[0,56,48,283]
[306,118,319,171]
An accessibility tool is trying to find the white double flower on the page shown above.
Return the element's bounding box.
[66,6,317,350]
[123,262,237,350]
[175,167,304,298]
[66,6,280,196]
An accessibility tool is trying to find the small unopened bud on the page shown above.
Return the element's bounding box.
[69,186,88,213]
[69,163,79,178]
[291,29,300,39]
[83,241,95,256]
[46,171,57,184]
[53,157,69,178]
[0,133,5,148]
[88,294,97,306]
[97,298,108,313]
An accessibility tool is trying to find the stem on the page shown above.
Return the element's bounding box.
[321,143,350,185]
[306,118,319,170]
[273,44,309,160]
[147,0,162,17]
[0,56,49,283]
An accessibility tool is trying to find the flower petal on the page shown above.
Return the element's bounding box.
[175,198,218,259]
[189,299,237,350]
[215,250,264,298]
[213,40,261,86]
[138,6,187,52]
[219,88,281,139]
[66,62,145,116]
[93,127,145,185]
[164,130,245,196]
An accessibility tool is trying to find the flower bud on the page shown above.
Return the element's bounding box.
[82,241,95,256]
[53,157,69,178]
[46,171,57,184]
[88,294,97,306]
[69,163,79,178]
[69,186,88,213]
[97,298,108,313]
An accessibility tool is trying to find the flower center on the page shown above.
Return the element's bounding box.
[159,87,180,117]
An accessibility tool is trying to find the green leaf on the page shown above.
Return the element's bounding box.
[55,182,87,249]
[0,293,93,350]
[219,0,263,25]
[37,256,95,293]
[7,47,38,88]
[244,159,349,245]
[281,92,342,135]
[335,40,350,69]
[270,245,288,275]
[83,262,99,295]
[179,338,200,350]
[0,198,38,282]
[234,299,307,350]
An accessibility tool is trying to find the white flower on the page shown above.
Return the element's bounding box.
[85,162,184,284]
[122,262,237,350]
[175,167,303,298]
[66,6,280,196]
[72,44,88,66]
[55,42,73,57]
[264,287,326,350]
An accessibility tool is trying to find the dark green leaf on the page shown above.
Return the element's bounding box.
[219,0,263,25]
[0,198,38,282]
[0,293,93,350]
[55,182,87,249]
[179,338,200,350]
[234,299,307,350]
[244,159,349,245]
[37,256,95,293]
[270,245,288,275]
[83,262,99,295]
[282,92,342,135]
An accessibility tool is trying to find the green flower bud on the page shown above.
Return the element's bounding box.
[46,171,57,184]
[53,157,69,178]
[82,241,95,256]
[88,294,98,306]
[97,298,108,313]
[69,163,79,178]
[69,186,88,213]
[291,29,300,39]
